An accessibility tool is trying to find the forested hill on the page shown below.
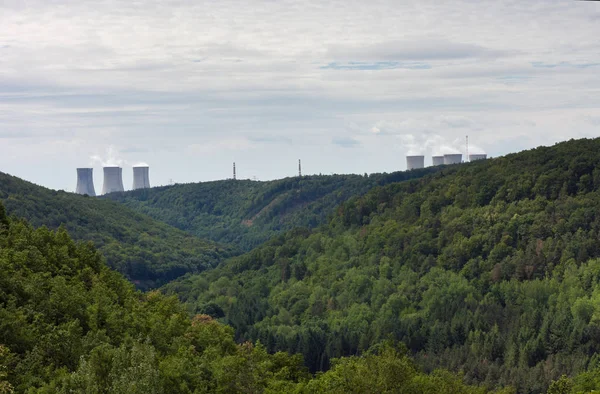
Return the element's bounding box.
[164,138,600,393]
[104,169,439,251]
[0,171,234,288]
[0,202,497,393]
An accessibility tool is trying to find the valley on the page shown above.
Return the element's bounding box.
[3,138,600,392]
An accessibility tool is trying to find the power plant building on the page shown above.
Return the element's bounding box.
[132,166,151,190]
[469,154,487,161]
[444,154,463,165]
[102,166,124,195]
[406,155,425,170]
[432,156,445,166]
[75,168,96,196]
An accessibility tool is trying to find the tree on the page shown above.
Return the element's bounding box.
[0,202,8,229]
[0,345,14,394]
[547,375,573,394]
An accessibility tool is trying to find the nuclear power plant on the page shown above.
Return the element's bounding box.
[406,155,425,170]
[75,138,486,194]
[75,165,153,195]
[432,156,445,166]
[132,166,151,190]
[75,168,96,196]
[407,151,487,171]
[404,135,487,170]
[102,166,124,195]
[469,154,487,161]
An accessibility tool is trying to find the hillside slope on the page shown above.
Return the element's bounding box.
[105,169,439,251]
[0,202,493,393]
[164,138,600,393]
[0,171,233,288]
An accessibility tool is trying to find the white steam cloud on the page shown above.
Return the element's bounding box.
[427,136,463,156]
[90,146,127,167]
[400,134,465,156]
[368,118,487,158]
[468,144,486,155]
[399,134,422,155]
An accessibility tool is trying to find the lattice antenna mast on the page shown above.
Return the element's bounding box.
[298,159,302,177]
[466,135,469,163]
[233,162,236,180]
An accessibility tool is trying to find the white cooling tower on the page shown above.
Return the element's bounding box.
[75,168,96,196]
[132,166,151,190]
[469,154,487,161]
[406,155,425,170]
[102,166,124,194]
[432,156,445,166]
[443,154,463,165]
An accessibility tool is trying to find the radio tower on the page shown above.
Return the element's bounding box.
[298,159,302,177]
[466,135,469,163]
[233,162,236,180]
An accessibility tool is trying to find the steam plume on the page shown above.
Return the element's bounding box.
[90,146,127,167]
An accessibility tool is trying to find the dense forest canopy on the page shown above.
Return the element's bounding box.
[164,138,600,393]
[7,138,600,392]
[104,169,439,251]
[0,166,440,288]
[0,203,498,393]
[0,172,234,289]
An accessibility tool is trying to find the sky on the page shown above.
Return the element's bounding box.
[1,0,600,191]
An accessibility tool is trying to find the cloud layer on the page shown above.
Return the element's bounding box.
[1,0,600,189]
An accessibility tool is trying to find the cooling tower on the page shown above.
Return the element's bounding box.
[132,166,151,190]
[432,156,445,166]
[75,168,96,196]
[444,154,463,165]
[102,166,124,195]
[406,155,425,170]
[469,154,487,161]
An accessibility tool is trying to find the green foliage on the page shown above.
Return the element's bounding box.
[166,138,600,393]
[571,358,600,393]
[105,170,439,251]
[0,172,234,288]
[0,207,295,392]
[0,204,485,393]
[0,203,8,229]
[547,376,573,394]
[0,345,14,394]
[296,342,488,394]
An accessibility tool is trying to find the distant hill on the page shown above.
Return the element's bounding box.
[163,138,600,392]
[105,169,440,251]
[0,201,491,393]
[0,171,234,289]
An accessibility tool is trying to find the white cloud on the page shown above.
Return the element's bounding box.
[186,138,255,155]
[326,39,511,62]
[1,0,600,187]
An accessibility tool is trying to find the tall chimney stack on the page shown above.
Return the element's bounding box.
[75,168,96,196]
[102,166,124,195]
[132,166,150,190]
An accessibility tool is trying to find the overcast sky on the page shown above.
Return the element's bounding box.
[1,0,600,191]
